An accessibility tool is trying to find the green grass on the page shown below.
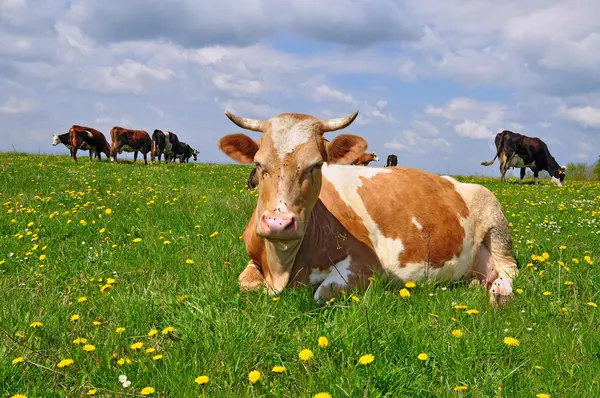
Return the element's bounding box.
[1,152,600,397]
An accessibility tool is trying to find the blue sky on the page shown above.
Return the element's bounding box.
[1,0,599,177]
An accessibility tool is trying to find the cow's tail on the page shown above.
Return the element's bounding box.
[481,133,506,166]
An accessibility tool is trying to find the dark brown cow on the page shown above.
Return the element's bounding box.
[385,154,398,167]
[481,130,567,186]
[109,127,152,164]
[352,152,379,166]
[151,129,181,163]
[68,125,111,162]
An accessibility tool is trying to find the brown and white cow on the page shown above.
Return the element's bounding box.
[68,125,111,162]
[151,129,180,163]
[53,132,95,161]
[109,127,153,164]
[352,152,379,166]
[219,110,518,306]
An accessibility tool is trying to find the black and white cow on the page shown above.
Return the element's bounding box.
[481,130,567,186]
[151,129,181,163]
[52,132,95,160]
[173,142,199,163]
[386,154,398,167]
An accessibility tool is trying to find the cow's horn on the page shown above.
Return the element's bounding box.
[321,110,359,133]
[224,111,265,132]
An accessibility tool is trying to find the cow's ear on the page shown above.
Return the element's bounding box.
[219,134,259,163]
[326,134,368,165]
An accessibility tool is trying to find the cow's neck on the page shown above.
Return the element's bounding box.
[264,237,304,290]
[545,154,560,174]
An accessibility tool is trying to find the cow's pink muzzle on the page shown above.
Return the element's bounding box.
[260,211,297,239]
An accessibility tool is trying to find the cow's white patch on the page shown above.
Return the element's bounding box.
[52,135,60,146]
[271,117,314,160]
[373,155,379,161]
[411,216,423,231]
[309,267,332,285]
[508,155,535,169]
[551,176,563,186]
[314,256,352,300]
[120,145,135,153]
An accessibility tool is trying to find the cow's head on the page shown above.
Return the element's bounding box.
[52,134,61,146]
[551,165,567,187]
[219,111,366,243]
[191,148,199,161]
[370,152,379,161]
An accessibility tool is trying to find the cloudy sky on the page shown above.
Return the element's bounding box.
[1,0,599,175]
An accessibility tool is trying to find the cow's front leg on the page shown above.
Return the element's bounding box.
[312,255,372,302]
[238,260,265,291]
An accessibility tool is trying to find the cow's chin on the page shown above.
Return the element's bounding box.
[256,228,303,242]
[551,176,564,187]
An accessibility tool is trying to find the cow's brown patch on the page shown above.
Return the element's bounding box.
[357,167,469,268]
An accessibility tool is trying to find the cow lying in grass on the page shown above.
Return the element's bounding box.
[219,110,518,306]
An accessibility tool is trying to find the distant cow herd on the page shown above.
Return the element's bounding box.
[52,125,199,164]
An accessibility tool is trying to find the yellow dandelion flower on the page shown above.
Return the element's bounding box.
[163,240,171,245]
[584,256,593,265]
[39,254,46,261]
[70,314,80,322]
[405,281,416,288]
[318,336,329,348]
[351,295,360,302]
[454,386,468,392]
[536,394,550,398]
[10,395,27,398]
[417,353,428,361]
[73,337,88,344]
[503,337,520,347]
[148,329,158,337]
[130,342,144,350]
[586,302,597,308]
[152,354,163,361]
[399,288,411,298]
[299,349,314,361]
[140,387,154,395]
[559,245,566,250]
[105,208,112,215]
[80,220,87,226]
[115,327,126,333]
[12,357,25,365]
[313,393,332,398]
[100,284,112,293]
[93,320,102,326]
[57,358,74,368]
[83,344,96,352]
[87,389,97,395]
[564,281,573,286]
[248,370,261,383]
[453,305,468,310]
[272,297,279,302]
[451,329,463,338]
[272,365,286,373]
[77,296,87,303]
[543,291,552,296]
[117,358,125,365]
[535,365,544,370]
[185,259,194,264]
[30,321,43,328]
[572,258,579,263]
[195,375,210,385]
[358,354,374,365]
[145,347,156,353]
[516,288,523,294]
[132,238,142,243]
[106,277,115,284]
[466,309,479,315]
[162,326,175,335]
[209,231,219,238]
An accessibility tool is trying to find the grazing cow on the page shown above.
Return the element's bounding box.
[219,110,518,306]
[481,130,567,186]
[386,154,398,167]
[352,152,379,166]
[109,127,152,164]
[52,132,96,161]
[173,142,199,163]
[151,129,180,163]
[68,125,111,162]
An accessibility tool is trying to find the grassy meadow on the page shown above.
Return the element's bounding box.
[1,152,600,397]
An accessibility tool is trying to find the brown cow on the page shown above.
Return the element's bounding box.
[68,125,111,162]
[109,127,152,164]
[352,152,379,166]
[218,110,518,306]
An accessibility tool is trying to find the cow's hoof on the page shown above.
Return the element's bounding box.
[238,262,265,291]
[488,277,513,306]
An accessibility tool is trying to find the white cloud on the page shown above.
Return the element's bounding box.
[313,85,356,104]
[558,105,600,128]
[0,96,35,114]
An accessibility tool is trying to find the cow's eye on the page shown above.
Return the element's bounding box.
[306,162,323,174]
